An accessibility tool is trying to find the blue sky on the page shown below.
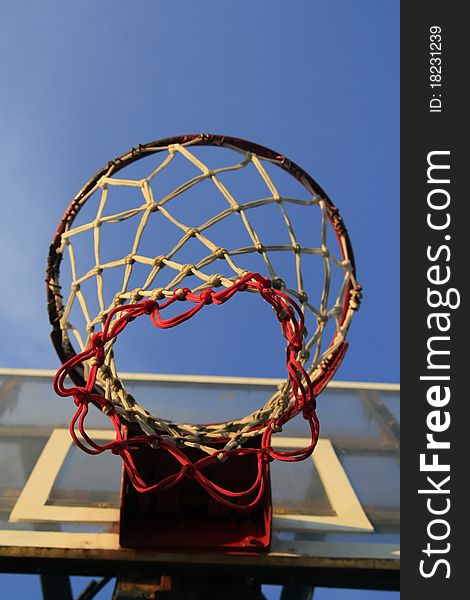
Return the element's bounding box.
[0,0,399,383]
[0,1,399,597]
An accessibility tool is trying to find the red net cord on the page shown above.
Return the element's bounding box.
[54,272,320,509]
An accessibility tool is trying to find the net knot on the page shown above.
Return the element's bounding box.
[89,355,104,367]
[153,256,165,268]
[302,401,317,419]
[214,247,227,259]
[174,288,190,300]
[200,289,215,305]
[130,290,143,303]
[90,332,104,350]
[125,255,135,266]
[289,339,303,353]
[253,274,271,290]
[111,440,126,455]
[260,448,274,463]
[150,287,165,300]
[112,379,122,392]
[332,212,347,236]
[208,274,222,287]
[74,389,91,406]
[99,364,112,379]
[182,464,196,479]
[182,264,195,276]
[141,299,158,314]
[349,284,363,311]
[89,333,105,365]
[271,277,286,290]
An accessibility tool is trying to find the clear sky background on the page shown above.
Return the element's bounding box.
[0,1,399,598]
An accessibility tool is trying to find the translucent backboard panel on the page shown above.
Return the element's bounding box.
[0,369,399,583]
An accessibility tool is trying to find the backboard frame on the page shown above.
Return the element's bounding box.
[0,368,399,590]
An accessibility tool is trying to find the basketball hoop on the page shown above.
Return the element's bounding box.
[47,134,361,519]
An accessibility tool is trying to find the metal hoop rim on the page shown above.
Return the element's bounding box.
[46,133,357,399]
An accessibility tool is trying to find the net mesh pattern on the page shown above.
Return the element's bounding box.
[51,139,360,454]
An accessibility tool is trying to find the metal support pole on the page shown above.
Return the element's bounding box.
[40,574,73,600]
[280,584,314,600]
[113,574,267,599]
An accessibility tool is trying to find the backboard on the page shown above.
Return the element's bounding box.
[0,368,399,589]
